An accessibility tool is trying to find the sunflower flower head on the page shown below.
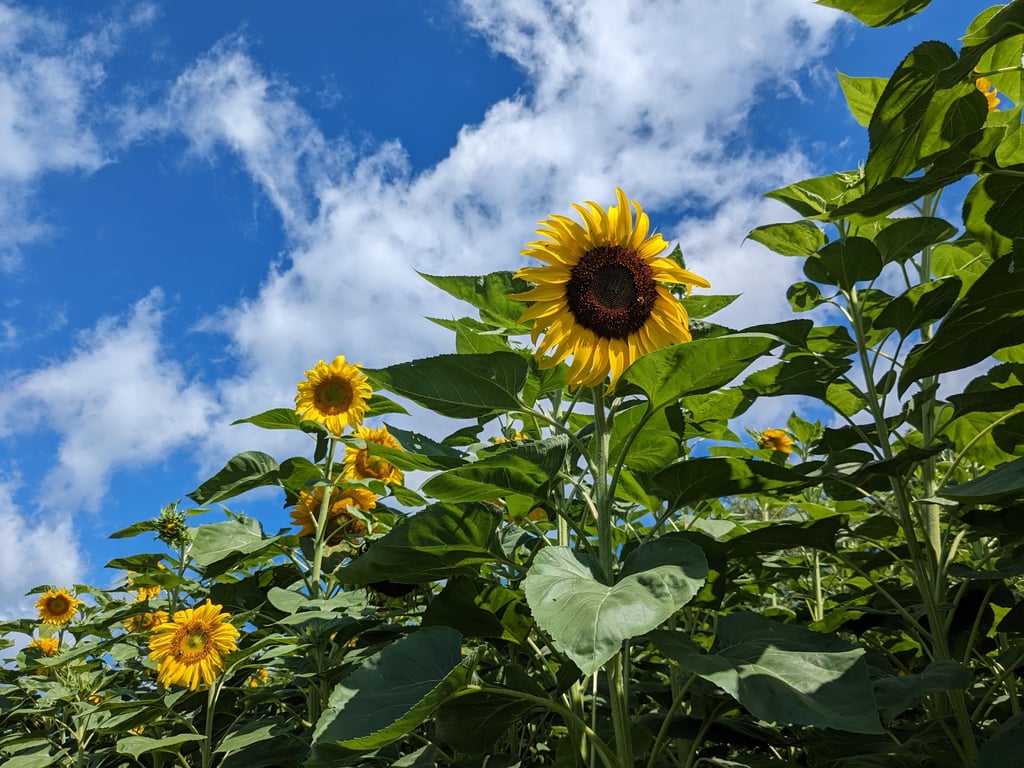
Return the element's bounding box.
[148,601,239,691]
[125,610,168,633]
[757,428,795,457]
[295,356,373,435]
[35,588,83,626]
[975,75,1001,112]
[512,188,710,390]
[28,636,60,657]
[247,668,270,687]
[343,425,405,485]
[155,504,191,548]
[290,483,377,543]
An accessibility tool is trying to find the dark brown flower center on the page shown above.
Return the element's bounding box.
[316,378,353,414]
[566,245,657,339]
[48,597,70,615]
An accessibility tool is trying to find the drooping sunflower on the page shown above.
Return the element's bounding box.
[758,428,794,456]
[512,188,710,390]
[125,610,168,633]
[343,426,405,485]
[975,75,1001,112]
[290,484,377,541]
[28,636,60,656]
[295,355,373,435]
[148,601,239,691]
[35,588,83,626]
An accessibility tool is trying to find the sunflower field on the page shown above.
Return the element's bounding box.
[4,1,1024,766]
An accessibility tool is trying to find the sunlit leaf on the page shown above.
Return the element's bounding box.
[419,271,530,328]
[524,539,707,675]
[837,72,888,126]
[815,0,930,27]
[746,221,825,256]
[366,352,528,419]
[873,276,960,336]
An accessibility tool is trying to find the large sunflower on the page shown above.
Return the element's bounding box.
[35,588,83,626]
[343,426,405,485]
[295,355,373,435]
[148,601,239,691]
[290,484,377,541]
[512,188,710,390]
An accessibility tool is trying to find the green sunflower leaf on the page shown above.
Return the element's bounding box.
[188,451,280,505]
[311,626,468,755]
[652,612,884,733]
[837,72,888,126]
[333,503,502,585]
[419,271,530,328]
[621,334,780,411]
[653,457,815,510]
[365,352,528,419]
[523,539,707,675]
[815,0,930,27]
[746,221,826,257]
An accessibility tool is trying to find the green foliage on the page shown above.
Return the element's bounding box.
[5,3,1024,765]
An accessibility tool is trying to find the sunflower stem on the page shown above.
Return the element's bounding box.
[201,678,220,768]
[591,388,634,768]
[309,437,338,599]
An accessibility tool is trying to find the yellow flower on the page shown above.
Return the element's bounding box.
[493,431,529,444]
[247,668,269,687]
[125,610,168,633]
[148,601,239,691]
[290,484,377,543]
[295,355,373,435]
[127,563,166,602]
[512,188,710,390]
[758,428,794,456]
[975,76,1001,112]
[35,588,83,626]
[343,425,404,485]
[28,636,60,656]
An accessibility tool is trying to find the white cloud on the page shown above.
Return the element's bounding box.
[127,1,844,462]
[0,290,220,511]
[0,474,83,620]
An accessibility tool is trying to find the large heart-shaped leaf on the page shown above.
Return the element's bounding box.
[524,539,707,675]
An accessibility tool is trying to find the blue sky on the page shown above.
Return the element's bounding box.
[0,0,996,615]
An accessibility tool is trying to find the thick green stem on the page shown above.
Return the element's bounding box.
[309,438,338,599]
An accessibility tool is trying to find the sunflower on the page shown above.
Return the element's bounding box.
[148,601,239,691]
[975,75,1001,112]
[28,636,60,656]
[512,188,710,390]
[247,668,269,687]
[290,484,377,542]
[758,428,795,456]
[343,426,405,485]
[127,563,166,602]
[125,610,168,633]
[35,588,83,626]
[295,355,373,435]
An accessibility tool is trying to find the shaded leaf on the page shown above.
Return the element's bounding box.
[334,503,501,584]
[873,276,960,336]
[312,626,468,753]
[652,612,884,734]
[435,690,535,754]
[939,457,1024,503]
[422,576,533,644]
[654,457,815,510]
[873,661,971,723]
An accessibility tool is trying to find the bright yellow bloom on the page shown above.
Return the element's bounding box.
[28,636,60,656]
[512,188,710,390]
[343,426,404,485]
[125,610,168,633]
[758,428,795,456]
[127,564,166,602]
[290,484,376,542]
[148,601,239,691]
[247,668,269,687]
[975,76,1001,112]
[493,431,530,444]
[295,356,372,435]
[35,588,83,626]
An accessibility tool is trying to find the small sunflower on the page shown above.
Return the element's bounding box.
[247,668,269,687]
[127,563,166,602]
[295,355,373,435]
[493,430,530,444]
[35,588,83,626]
[148,601,239,691]
[125,610,168,633]
[758,428,795,456]
[343,426,405,485]
[290,484,377,542]
[28,636,60,656]
[975,75,1001,112]
[512,188,710,390]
